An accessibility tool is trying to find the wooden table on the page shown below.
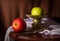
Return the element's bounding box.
[9,18,60,41]
[9,31,60,41]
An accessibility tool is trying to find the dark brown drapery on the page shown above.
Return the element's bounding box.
[0,0,60,39]
[0,0,50,31]
[0,0,60,41]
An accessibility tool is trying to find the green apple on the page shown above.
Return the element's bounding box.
[31,7,42,16]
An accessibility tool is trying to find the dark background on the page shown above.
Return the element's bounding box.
[0,0,60,41]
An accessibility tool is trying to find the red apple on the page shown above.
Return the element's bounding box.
[12,18,26,32]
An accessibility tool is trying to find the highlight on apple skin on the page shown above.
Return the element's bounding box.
[31,7,42,16]
[12,18,27,33]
